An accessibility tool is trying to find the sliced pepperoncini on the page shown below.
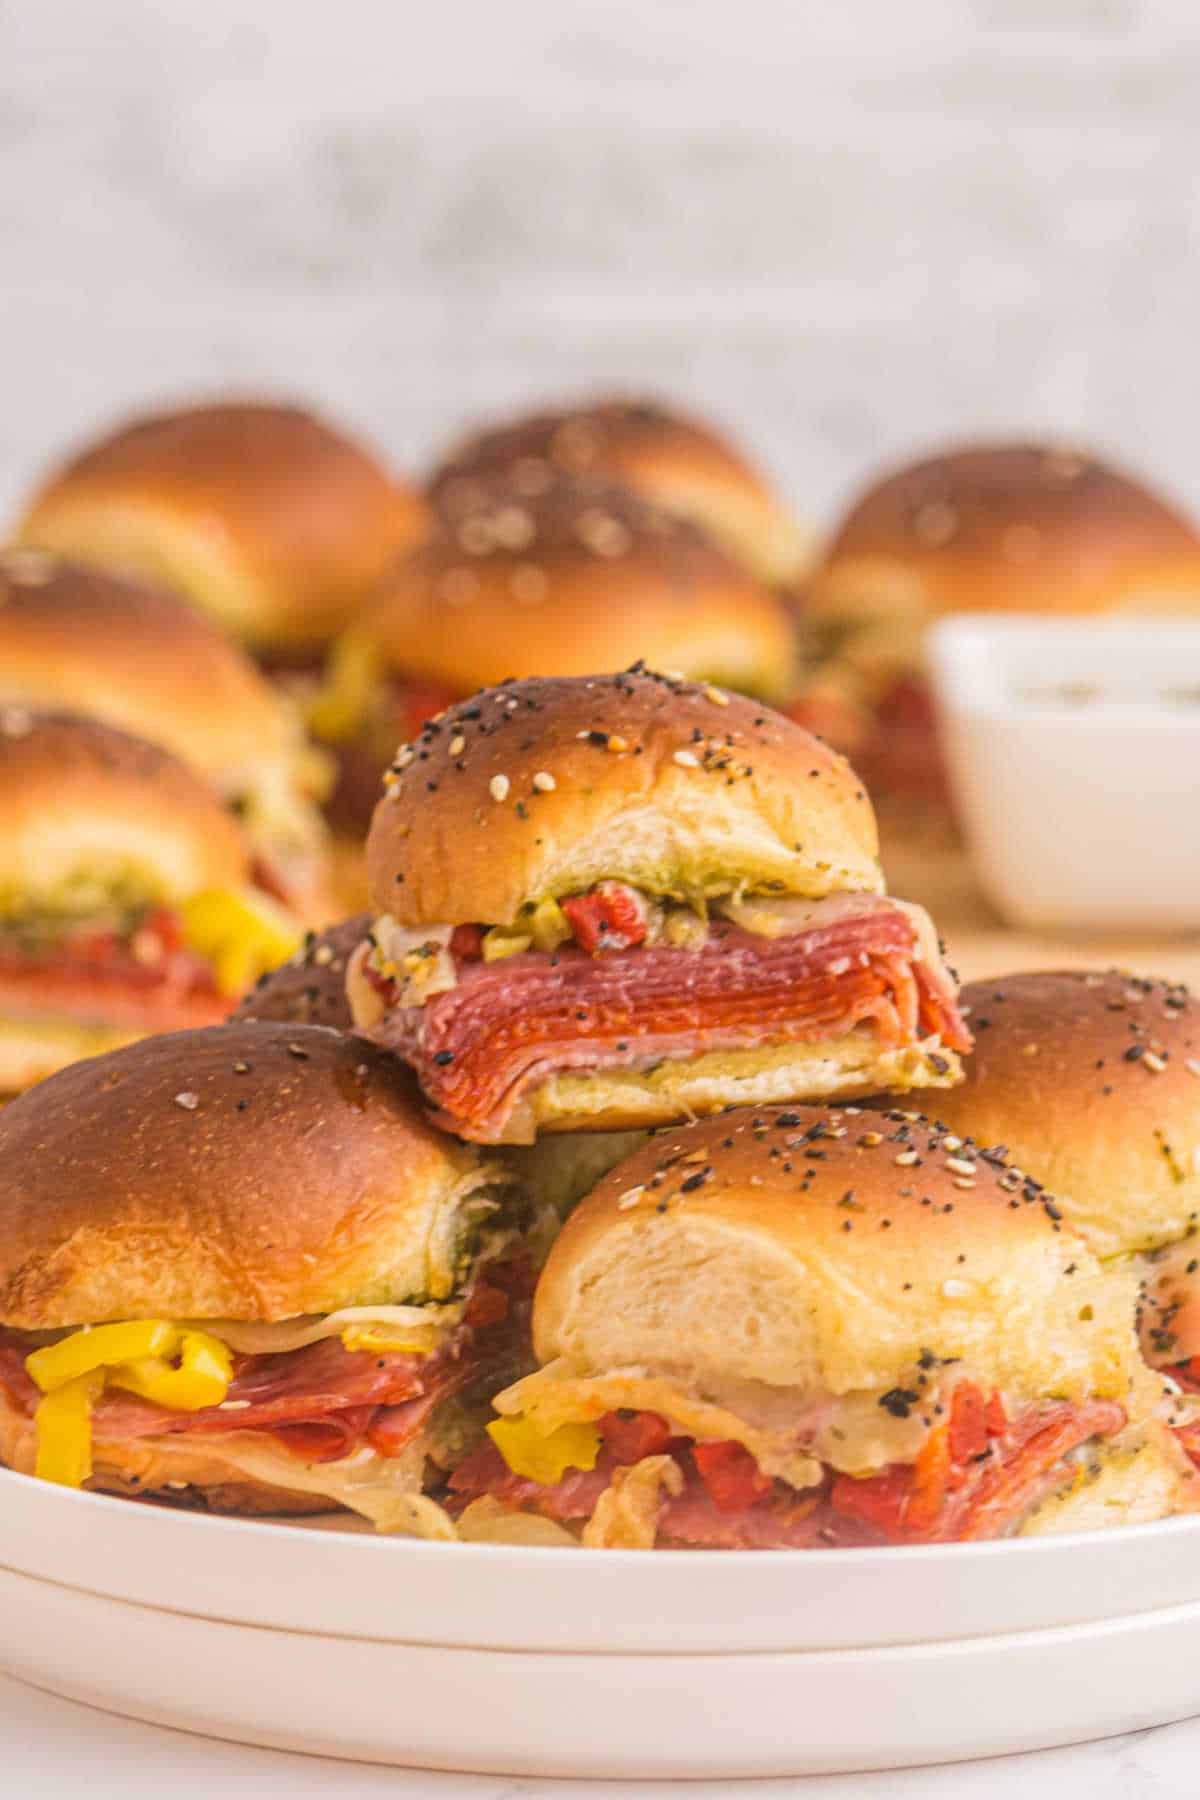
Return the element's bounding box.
[26,1320,180,1392]
[108,1331,233,1411]
[487,1414,601,1485]
[341,1323,442,1357]
[34,1370,105,1488]
[481,928,533,963]
[180,888,301,997]
[307,632,380,743]
[527,898,572,954]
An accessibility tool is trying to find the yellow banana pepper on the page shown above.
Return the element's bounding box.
[26,1320,179,1392]
[306,633,380,743]
[180,888,301,998]
[108,1331,233,1411]
[34,1371,105,1487]
[487,1415,601,1485]
[481,929,533,963]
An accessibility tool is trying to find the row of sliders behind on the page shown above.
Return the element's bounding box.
[1,668,1197,1547]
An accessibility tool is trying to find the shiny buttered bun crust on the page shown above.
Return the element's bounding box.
[809,442,1200,625]
[931,970,1200,1260]
[533,1105,1148,1414]
[367,668,881,926]
[17,401,427,652]
[0,711,248,915]
[0,551,297,778]
[357,472,796,700]
[0,1023,508,1328]
[229,913,369,1030]
[428,395,811,584]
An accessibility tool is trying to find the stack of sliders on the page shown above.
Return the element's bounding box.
[927,969,1200,1472]
[0,711,299,1097]
[311,472,798,835]
[427,394,813,588]
[346,666,971,1143]
[449,1106,1193,1546]
[0,549,331,917]
[0,1025,555,1532]
[789,442,1200,842]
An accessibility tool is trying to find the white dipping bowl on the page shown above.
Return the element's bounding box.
[929,615,1200,933]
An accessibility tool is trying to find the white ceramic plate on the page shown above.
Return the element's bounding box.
[4,1469,1200,1773]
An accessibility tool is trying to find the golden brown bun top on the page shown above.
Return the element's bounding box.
[428,395,808,583]
[17,400,427,651]
[931,970,1200,1260]
[357,470,796,700]
[0,710,249,910]
[367,668,880,927]
[0,1023,508,1328]
[532,1103,1143,1407]
[228,913,369,1030]
[0,550,294,776]
[810,442,1200,624]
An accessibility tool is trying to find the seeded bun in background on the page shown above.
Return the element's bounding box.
[808,442,1200,641]
[428,395,812,586]
[15,400,428,654]
[930,971,1200,1261]
[366,667,880,928]
[354,472,797,702]
[229,914,369,1030]
[0,1023,510,1330]
[0,711,249,919]
[0,551,303,786]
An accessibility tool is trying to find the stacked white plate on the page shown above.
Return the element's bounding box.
[3,1466,1200,1777]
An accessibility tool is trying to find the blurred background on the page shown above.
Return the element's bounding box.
[4,0,1200,522]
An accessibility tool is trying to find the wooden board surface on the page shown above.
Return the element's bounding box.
[887,846,1200,990]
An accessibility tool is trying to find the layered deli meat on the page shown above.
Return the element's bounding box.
[350,889,971,1141]
[0,1258,534,1533]
[0,892,298,1037]
[449,1367,1128,1549]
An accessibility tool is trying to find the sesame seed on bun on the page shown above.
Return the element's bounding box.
[15,400,428,653]
[428,395,812,586]
[355,471,797,703]
[367,667,879,929]
[531,1103,1144,1409]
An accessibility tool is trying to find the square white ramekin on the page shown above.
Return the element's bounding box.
[928,615,1200,933]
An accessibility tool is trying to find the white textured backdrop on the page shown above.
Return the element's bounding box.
[2,0,1199,530]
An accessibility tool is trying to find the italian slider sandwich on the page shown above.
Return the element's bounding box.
[0,711,300,1095]
[428,395,812,587]
[0,550,331,913]
[929,970,1200,1468]
[450,1105,1194,1547]
[348,666,970,1143]
[311,471,797,832]
[0,1024,555,1533]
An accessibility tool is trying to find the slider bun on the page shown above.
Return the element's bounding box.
[429,396,811,584]
[357,472,797,700]
[368,668,880,927]
[0,1023,509,1328]
[0,551,297,780]
[228,913,369,1030]
[930,970,1200,1260]
[0,711,248,916]
[16,401,427,652]
[501,1131,651,1219]
[809,442,1200,627]
[533,1104,1145,1411]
